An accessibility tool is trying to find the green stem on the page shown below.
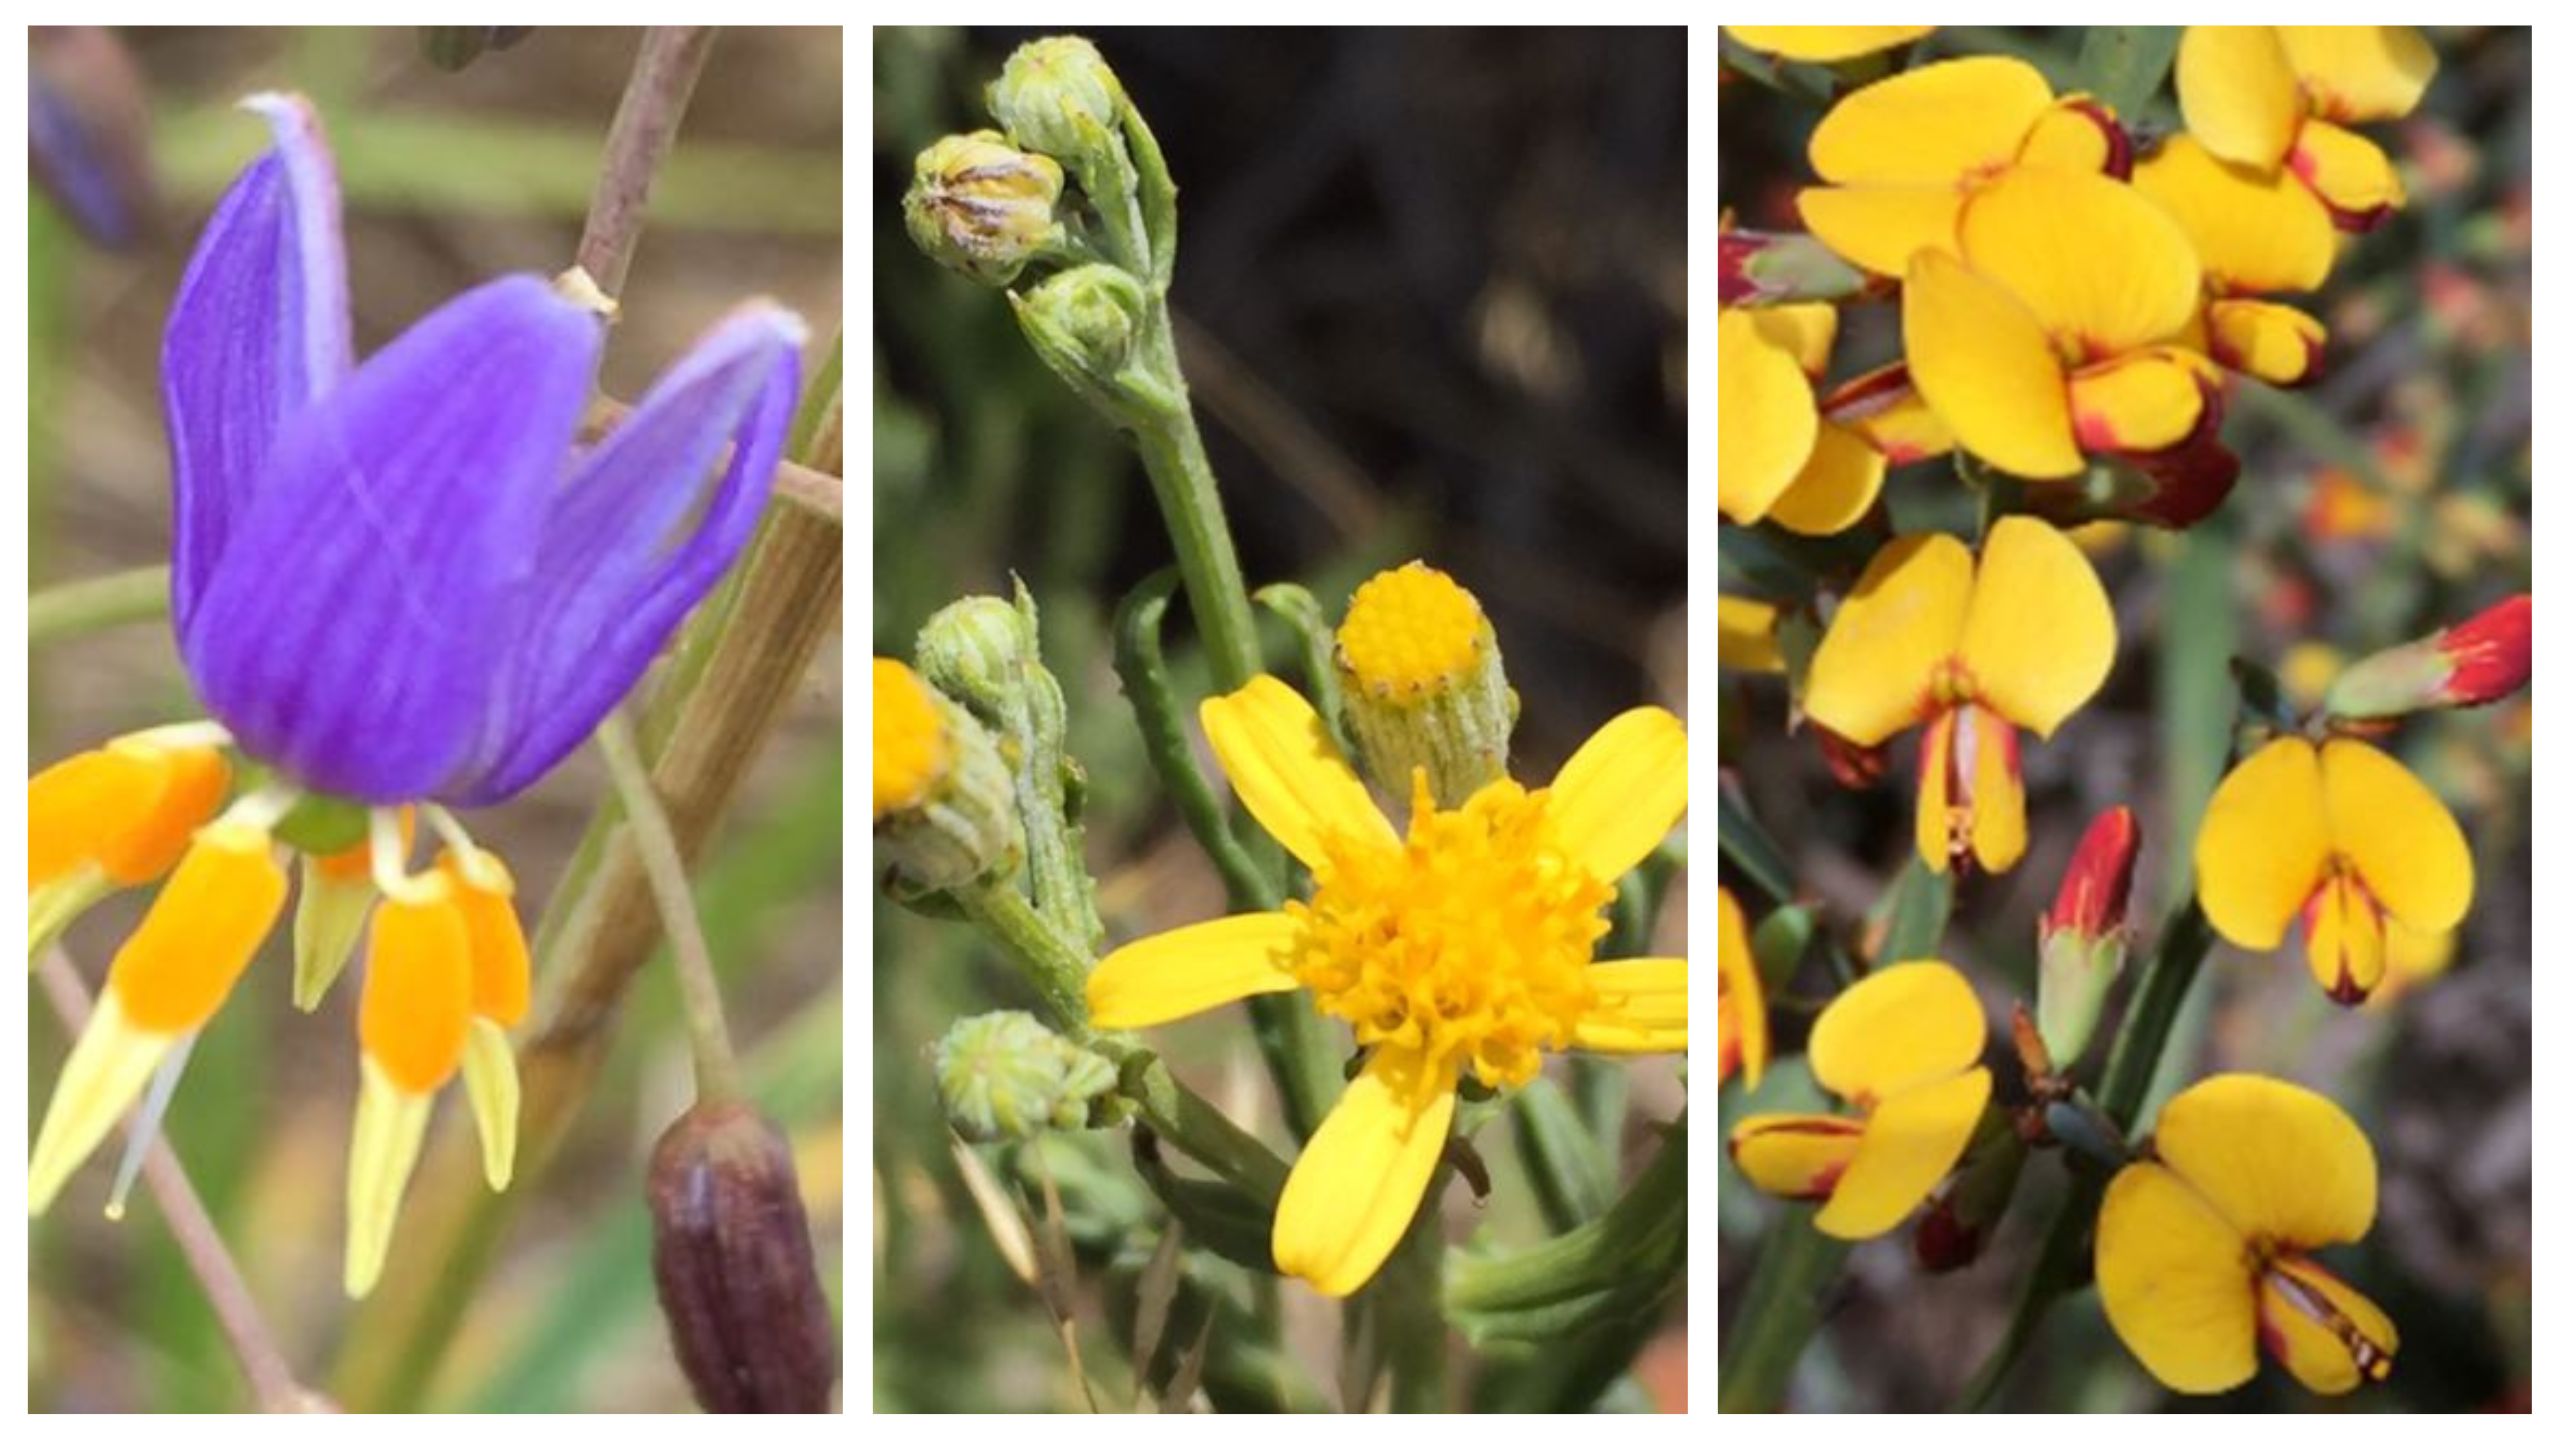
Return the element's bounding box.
[1114,569,1278,912]
[1129,365,1262,695]
[594,712,743,1103]
[953,878,1094,1038]
[28,564,169,644]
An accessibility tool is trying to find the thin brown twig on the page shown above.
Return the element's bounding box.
[33,952,324,1414]
[576,26,718,299]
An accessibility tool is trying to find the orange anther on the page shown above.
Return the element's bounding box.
[437,850,531,1027]
[316,806,413,884]
[106,821,286,1032]
[358,879,473,1094]
[29,741,230,890]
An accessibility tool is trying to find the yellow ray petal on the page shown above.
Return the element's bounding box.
[1808,56,2052,186]
[2291,119,2405,222]
[1199,676,1397,869]
[2095,1160,2260,1395]
[1718,890,1768,1089]
[2132,134,2336,294]
[1729,1113,1865,1200]
[2208,299,2328,386]
[2195,737,2333,950]
[345,1056,437,1298]
[1271,1048,1458,1296]
[1797,184,1966,279]
[1571,958,1688,1053]
[1087,911,1305,1030]
[1957,168,2201,361]
[1765,421,1887,536]
[291,857,376,1012]
[2302,873,2387,1005]
[29,990,177,1215]
[1803,532,1973,747]
[2154,1073,2378,1250]
[1724,26,1933,64]
[1965,707,2028,875]
[1959,516,2117,738]
[2320,738,2473,935]
[1720,309,1820,524]
[1546,706,1689,885]
[2178,26,2305,171]
[1816,1066,1990,1239]
[2278,26,2436,123]
[1807,959,1985,1104]
[2068,348,2209,457]
[1902,249,2079,479]
[2258,1253,2399,1394]
[460,1018,521,1191]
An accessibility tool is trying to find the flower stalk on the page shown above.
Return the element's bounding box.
[596,712,743,1104]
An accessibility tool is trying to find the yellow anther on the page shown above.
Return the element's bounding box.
[357,877,474,1095]
[437,849,531,1027]
[1336,562,1486,699]
[873,657,949,822]
[106,821,287,1033]
[29,738,230,890]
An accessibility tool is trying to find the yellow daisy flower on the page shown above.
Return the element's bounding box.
[1086,676,1688,1296]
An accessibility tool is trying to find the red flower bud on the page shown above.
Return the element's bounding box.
[647,1102,839,1413]
[2044,806,2139,941]
[2439,594,2530,707]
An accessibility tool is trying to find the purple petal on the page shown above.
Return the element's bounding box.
[183,275,605,803]
[444,303,806,804]
[162,93,352,633]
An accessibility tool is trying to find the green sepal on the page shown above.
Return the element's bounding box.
[273,790,371,856]
[1443,1117,1685,1345]
[291,856,376,1011]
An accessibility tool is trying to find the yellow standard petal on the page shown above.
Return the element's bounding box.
[1087,911,1305,1030]
[2208,300,2328,386]
[1718,889,1768,1090]
[2195,737,2333,950]
[1957,168,2201,362]
[2096,1160,2261,1395]
[2153,1072,2378,1251]
[1807,56,2052,186]
[1765,421,1887,537]
[1271,1048,1459,1296]
[1807,958,1984,1106]
[1729,1113,1865,1200]
[1797,184,1967,280]
[1545,706,1689,886]
[1199,676,1397,869]
[2277,26,2437,124]
[2178,26,2305,171]
[1802,532,1973,747]
[1719,309,1820,524]
[1902,249,2079,479]
[1816,1066,1991,1239]
[2258,1253,2399,1394]
[345,1055,437,1298]
[2132,133,2336,295]
[2320,738,2473,935]
[1571,958,1688,1053]
[1724,26,1933,64]
[2290,119,2405,223]
[1959,516,2117,738]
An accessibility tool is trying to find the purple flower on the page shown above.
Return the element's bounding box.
[167,93,804,805]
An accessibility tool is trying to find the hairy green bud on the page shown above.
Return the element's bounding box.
[904,130,1067,286]
[987,36,1123,165]
[1009,263,1151,417]
[933,1010,1120,1142]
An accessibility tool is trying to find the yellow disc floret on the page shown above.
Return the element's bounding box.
[1337,562,1485,699]
[873,657,949,823]
[1288,776,1612,1090]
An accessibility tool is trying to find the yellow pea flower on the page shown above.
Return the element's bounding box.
[2132,133,2335,386]
[1728,960,1991,1238]
[2194,735,2473,1004]
[1723,26,1933,64]
[1719,304,1950,535]
[2176,26,2437,231]
[1085,677,1688,1297]
[1802,516,2116,874]
[1797,56,2127,280]
[1717,888,1767,1090]
[1903,167,2226,488]
[2097,1073,2397,1396]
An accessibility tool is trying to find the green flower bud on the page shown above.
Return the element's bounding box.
[1332,561,1516,805]
[873,657,1021,895]
[419,26,534,73]
[903,130,1067,286]
[1009,263,1151,416]
[915,594,1035,720]
[933,1010,1120,1143]
[987,36,1124,165]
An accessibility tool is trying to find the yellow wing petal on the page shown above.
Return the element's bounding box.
[2153,1072,2379,1250]
[1764,422,1887,536]
[2259,1254,2400,1394]
[2291,118,2406,224]
[1087,912,1305,1030]
[1902,249,2080,479]
[1802,532,1972,747]
[1808,56,2052,185]
[1957,168,2202,360]
[2207,300,2329,386]
[1546,707,1689,885]
[1270,1048,1458,1296]
[1815,1066,1990,1239]
[1717,890,1767,1089]
[2194,737,2332,950]
[2095,1161,2260,1395]
[2277,25,2437,123]
[2177,26,2305,171]
[2132,133,2336,294]
[2068,348,2210,457]
[1199,676,1396,869]
[1729,1113,1865,1200]
[1720,308,1821,523]
[1807,958,1985,1105]
[2320,738,2474,934]
[1959,516,2116,738]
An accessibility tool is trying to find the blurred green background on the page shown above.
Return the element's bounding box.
[875,26,1688,1413]
[1717,25,2529,1413]
[28,27,843,1413]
